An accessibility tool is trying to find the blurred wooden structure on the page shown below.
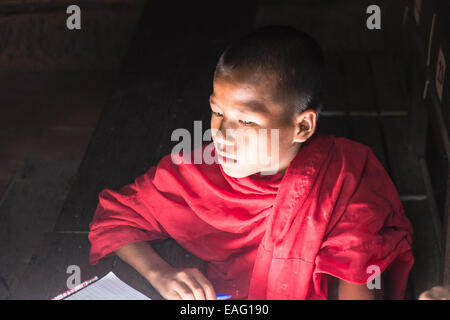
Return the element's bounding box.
[403,0,450,286]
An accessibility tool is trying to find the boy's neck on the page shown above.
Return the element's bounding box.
[259,142,304,176]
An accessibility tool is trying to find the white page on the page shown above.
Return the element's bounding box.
[65,271,151,300]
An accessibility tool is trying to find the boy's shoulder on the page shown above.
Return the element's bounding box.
[322,134,379,171]
[327,135,389,179]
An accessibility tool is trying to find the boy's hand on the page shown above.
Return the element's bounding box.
[418,285,450,300]
[148,266,217,300]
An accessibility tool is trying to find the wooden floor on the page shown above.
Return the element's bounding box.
[8,0,442,299]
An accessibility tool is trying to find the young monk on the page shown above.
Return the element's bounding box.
[88,25,414,300]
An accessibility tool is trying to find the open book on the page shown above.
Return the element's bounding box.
[64,271,151,300]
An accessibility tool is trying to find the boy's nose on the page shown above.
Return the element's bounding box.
[213,120,236,146]
[213,129,235,147]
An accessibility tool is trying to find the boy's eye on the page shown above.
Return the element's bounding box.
[211,111,223,117]
[239,120,255,126]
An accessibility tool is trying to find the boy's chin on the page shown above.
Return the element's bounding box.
[220,163,281,178]
[220,164,257,178]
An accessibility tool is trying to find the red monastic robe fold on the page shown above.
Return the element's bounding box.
[88,133,414,299]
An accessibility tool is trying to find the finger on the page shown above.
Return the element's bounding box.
[165,291,183,300]
[418,291,433,300]
[430,286,449,300]
[190,269,216,300]
[172,281,196,300]
[177,271,206,300]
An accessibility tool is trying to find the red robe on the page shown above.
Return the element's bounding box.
[88,133,414,299]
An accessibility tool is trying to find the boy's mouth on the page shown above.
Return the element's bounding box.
[217,150,237,164]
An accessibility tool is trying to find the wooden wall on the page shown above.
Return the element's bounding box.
[0,0,145,71]
[404,0,450,285]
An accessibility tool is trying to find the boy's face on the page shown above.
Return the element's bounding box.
[210,69,317,178]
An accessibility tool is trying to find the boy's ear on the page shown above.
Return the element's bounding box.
[292,109,317,143]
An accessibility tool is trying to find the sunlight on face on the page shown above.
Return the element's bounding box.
[210,71,302,178]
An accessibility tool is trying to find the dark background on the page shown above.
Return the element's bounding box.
[0,0,449,300]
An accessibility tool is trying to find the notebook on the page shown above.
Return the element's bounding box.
[64,271,151,300]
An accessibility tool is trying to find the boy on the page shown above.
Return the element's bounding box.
[88,25,414,300]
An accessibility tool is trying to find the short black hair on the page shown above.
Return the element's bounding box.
[215,25,324,118]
